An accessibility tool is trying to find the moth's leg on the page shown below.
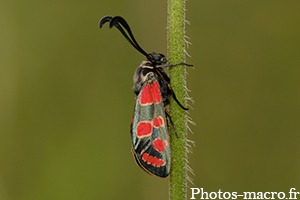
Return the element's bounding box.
[156,63,192,110]
[156,62,193,68]
[167,84,188,110]
[165,109,179,138]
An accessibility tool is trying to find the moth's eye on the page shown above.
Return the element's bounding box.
[154,55,159,61]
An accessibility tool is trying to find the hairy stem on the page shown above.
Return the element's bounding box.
[167,0,188,199]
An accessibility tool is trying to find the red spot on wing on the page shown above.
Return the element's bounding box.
[153,117,164,128]
[152,81,161,104]
[142,153,165,167]
[136,122,152,137]
[140,84,153,105]
[140,82,162,105]
[153,138,166,152]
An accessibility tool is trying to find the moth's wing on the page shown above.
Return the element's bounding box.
[131,77,170,178]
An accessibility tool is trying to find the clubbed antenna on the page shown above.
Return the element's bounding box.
[99,16,149,58]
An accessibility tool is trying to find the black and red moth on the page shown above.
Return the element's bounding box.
[99,16,192,178]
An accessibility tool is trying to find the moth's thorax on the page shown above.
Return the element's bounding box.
[140,61,154,69]
[133,63,156,95]
[142,71,155,85]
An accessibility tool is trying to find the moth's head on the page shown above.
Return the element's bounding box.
[147,52,167,65]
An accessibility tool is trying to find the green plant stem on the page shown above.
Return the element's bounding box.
[167,0,188,199]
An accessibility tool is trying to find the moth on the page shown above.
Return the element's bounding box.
[99,16,192,178]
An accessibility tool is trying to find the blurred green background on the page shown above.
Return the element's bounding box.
[1,0,300,199]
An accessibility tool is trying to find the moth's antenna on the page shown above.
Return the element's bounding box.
[99,16,149,57]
